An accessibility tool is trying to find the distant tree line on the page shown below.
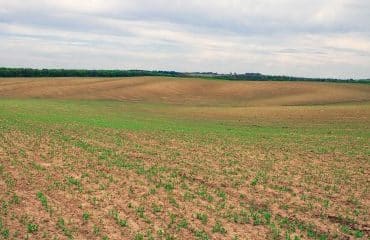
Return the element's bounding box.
[212,74,370,83]
[187,72,370,83]
[0,67,369,83]
[0,68,184,78]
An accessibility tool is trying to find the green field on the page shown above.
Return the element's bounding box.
[0,83,369,239]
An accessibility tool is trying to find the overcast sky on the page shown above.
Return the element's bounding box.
[1,0,370,78]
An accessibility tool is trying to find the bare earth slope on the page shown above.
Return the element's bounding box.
[0,77,369,106]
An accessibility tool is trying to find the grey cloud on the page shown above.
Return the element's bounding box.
[0,0,369,78]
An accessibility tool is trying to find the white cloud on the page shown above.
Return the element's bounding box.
[0,0,369,78]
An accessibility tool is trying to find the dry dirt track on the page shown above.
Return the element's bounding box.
[0,77,369,106]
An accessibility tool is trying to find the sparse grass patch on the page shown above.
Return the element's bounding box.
[27,223,38,233]
[66,176,82,191]
[82,212,90,222]
[212,220,227,234]
[36,192,49,212]
[196,213,208,225]
[109,209,128,227]
[0,93,369,239]
[56,217,73,239]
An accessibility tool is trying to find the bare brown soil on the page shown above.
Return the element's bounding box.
[1,127,369,240]
[0,77,369,106]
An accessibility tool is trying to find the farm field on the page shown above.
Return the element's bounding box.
[0,77,369,240]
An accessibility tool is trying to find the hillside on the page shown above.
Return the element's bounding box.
[0,77,369,106]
